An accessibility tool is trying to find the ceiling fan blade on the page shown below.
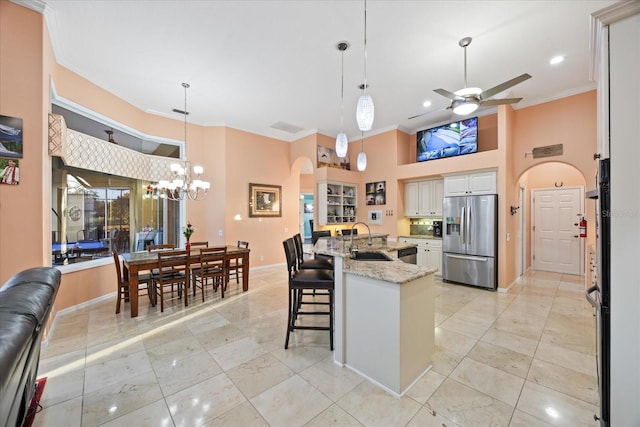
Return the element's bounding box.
[434,88,464,101]
[408,106,450,120]
[480,97,523,106]
[480,73,532,100]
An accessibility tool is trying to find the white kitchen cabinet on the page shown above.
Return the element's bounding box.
[399,237,442,275]
[443,170,496,196]
[404,182,420,216]
[405,179,443,217]
[317,181,357,226]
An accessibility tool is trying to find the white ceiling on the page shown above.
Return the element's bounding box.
[30,0,616,142]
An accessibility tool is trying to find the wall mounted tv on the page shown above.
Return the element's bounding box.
[416,116,478,162]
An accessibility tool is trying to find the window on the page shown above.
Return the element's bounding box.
[51,161,175,266]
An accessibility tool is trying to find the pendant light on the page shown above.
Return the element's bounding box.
[335,41,349,158]
[357,132,367,171]
[356,0,374,131]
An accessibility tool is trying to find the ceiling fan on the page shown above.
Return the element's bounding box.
[409,36,532,120]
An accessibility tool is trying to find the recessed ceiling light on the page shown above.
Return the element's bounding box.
[550,55,565,65]
[422,100,432,108]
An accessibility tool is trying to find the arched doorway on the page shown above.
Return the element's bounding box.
[517,162,587,276]
[291,156,315,243]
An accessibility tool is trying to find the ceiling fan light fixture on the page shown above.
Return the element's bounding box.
[336,132,348,158]
[452,98,479,115]
[455,87,482,97]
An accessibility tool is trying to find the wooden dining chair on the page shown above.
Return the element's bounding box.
[189,241,209,248]
[191,246,226,301]
[228,240,249,284]
[153,250,190,312]
[148,244,175,251]
[113,249,154,314]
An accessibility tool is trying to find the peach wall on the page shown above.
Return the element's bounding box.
[498,105,518,289]
[223,127,296,267]
[513,91,597,182]
[0,1,47,282]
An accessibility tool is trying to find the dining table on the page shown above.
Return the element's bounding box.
[121,245,250,317]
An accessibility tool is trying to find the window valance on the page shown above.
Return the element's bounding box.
[48,114,175,181]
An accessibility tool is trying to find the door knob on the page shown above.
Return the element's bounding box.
[573,235,579,238]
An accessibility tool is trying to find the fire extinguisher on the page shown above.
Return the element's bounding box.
[579,217,587,238]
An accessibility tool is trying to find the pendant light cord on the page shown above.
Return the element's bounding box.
[363,0,368,95]
[340,49,345,131]
[183,83,189,146]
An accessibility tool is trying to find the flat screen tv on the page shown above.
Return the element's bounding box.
[416,116,478,162]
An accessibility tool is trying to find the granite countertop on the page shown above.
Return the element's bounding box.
[314,238,436,284]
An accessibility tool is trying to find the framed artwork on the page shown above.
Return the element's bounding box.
[366,181,386,205]
[0,158,19,185]
[0,115,23,159]
[249,183,282,217]
[317,145,350,170]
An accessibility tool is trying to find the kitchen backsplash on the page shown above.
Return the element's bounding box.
[409,218,442,236]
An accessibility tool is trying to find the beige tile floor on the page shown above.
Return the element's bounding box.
[35,267,599,426]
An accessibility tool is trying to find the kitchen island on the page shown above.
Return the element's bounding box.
[315,235,436,396]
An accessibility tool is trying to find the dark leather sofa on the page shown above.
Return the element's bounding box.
[0,267,61,427]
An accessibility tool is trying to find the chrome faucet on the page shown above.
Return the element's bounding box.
[350,221,372,254]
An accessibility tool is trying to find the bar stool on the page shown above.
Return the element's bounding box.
[282,238,334,350]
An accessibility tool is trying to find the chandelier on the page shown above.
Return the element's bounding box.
[156,83,210,201]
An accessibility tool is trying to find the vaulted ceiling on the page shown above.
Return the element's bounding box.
[24,0,616,142]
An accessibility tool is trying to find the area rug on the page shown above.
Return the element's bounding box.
[22,377,47,427]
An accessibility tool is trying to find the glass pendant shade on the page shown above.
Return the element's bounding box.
[335,133,348,158]
[356,94,375,131]
[356,151,367,171]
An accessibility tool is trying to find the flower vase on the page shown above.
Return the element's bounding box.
[186,241,191,251]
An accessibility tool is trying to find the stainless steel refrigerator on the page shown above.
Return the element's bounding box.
[442,194,497,289]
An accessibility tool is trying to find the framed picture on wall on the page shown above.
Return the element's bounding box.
[249,183,282,217]
[0,158,19,185]
[0,114,23,159]
[317,145,350,170]
[366,181,386,205]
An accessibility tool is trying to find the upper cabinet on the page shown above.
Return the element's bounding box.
[443,170,496,196]
[317,181,357,226]
[405,179,443,217]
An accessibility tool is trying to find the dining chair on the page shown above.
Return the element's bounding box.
[148,244,175,251]
[191,246,227,301]
[189,241,209,248]
[228,240,248,284]
[153,250,190,312]
[113,249,154,314]
[282,238,334,350]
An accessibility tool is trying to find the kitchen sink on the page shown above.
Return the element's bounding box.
[351,251,392,261]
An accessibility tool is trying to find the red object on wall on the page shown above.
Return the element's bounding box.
[579,217,587,238]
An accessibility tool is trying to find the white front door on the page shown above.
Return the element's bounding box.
[532,187,583,275]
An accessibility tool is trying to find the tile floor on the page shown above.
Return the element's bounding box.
[35,267,599,426]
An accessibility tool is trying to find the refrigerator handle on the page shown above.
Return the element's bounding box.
[466,204,471,245]
[585,284,599,309]
[460,206,466,244]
